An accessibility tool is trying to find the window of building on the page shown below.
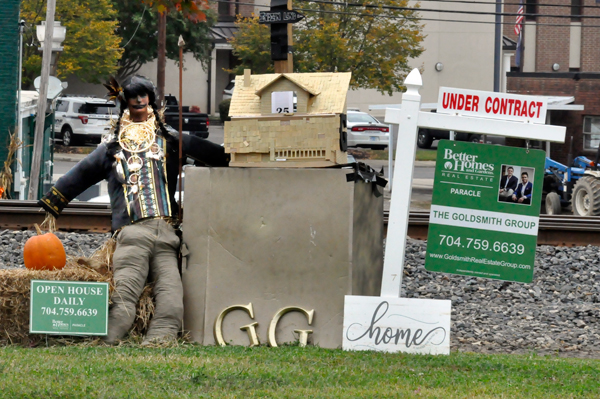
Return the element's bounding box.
[525,0,537,21]
[583,116,600,150]
[571,0,582,22]
[218,0,229,16]
[218,0,239,20]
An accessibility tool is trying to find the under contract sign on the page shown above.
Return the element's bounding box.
[437,87,548,124]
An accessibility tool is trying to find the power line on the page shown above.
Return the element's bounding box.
[213,0,600,28]
[296,0,600,20]
[349,0,600,10]
[229,0,600,11]
[122,6,147,48]
[293,6,600,27]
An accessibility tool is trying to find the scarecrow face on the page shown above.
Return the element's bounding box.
[127,94,150,121]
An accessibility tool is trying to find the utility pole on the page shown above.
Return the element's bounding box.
[273,0,292,73]
[260,0,304,73]
[157,11,167,106]
[28,0,56,200]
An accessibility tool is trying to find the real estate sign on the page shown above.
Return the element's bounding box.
[425,141,545,283]
[30,280,109,335]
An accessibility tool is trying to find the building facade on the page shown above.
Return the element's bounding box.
[356,0,497,113]
[504,0,600,164]
[0,0,20,168]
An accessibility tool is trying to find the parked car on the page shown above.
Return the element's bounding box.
[346,111,389,150]
[54,96,117,146]
[164,95,209,139]
[222,80,235,100]
[417,128,482,149]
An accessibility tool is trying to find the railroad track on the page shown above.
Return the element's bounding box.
[0,200,112,233]
[2,200,600,246]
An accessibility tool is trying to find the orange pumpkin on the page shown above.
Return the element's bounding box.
[23,225,66,270]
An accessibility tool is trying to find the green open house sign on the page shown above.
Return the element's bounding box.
[425,141,545,283]
[30,280,109,335]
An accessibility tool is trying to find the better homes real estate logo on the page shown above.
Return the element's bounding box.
[441,148,495,184]
[443,148,494,173]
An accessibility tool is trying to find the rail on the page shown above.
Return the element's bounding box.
[2,200,600,246]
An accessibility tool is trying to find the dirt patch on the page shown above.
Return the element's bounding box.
[348,148,389,160]
[54,145,94,155]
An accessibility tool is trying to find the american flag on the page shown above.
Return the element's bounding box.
[515,1,524,36]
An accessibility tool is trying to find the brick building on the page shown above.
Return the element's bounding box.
[503,0,600,164]
[0,0,20,166]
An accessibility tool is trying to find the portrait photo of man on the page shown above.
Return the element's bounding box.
[498,166,518,202]
[512,171,533,205]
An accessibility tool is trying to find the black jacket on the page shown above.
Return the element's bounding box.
[39,133,228,231]
[500,175,518,191]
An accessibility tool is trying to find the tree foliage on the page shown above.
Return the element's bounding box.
[228,16,274,75]
[20,0,123,87]
[142,0,209,22]
[229,1,424,94]
[114,0,216,79]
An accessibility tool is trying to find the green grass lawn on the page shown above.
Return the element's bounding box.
[416,149,438,161]
[1,345,599,398]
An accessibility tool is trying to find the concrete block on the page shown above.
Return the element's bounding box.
[182,167,383,348]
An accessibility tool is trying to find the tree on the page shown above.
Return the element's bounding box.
[229,1,424,95]
[142,0,209,22]
[114,0,216,79]
[228,16,274,75]
[20,0,123,87]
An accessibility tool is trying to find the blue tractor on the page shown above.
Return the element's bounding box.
[543,155,600,215]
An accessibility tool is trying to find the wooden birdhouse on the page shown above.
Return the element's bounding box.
[224,70,351,167]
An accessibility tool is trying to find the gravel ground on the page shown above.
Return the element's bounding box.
[0,230,110,269]
[1,230,599,358]
[403,239,600,358]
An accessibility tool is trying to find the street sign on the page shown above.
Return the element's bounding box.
[30,280,109,335]
[259,10,305,24]
[425,141,545,283]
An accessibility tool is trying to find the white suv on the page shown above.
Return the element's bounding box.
[54,97,117,146]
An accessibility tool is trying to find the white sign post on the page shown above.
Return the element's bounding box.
[342,69,566,355]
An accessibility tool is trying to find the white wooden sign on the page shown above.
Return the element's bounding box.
[271,91,294,114]
[437,87,548,124]
[342,68,566,355]
[343,296,451,354]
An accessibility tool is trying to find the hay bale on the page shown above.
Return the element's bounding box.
[0,238,154,346]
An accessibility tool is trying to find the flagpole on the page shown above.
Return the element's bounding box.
[493,0,502,92]
[515,0,524,69]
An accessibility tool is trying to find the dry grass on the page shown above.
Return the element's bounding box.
[0,129,25,199]
[0,236,155,346]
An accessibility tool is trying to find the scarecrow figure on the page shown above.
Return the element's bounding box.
[39,76,229,344]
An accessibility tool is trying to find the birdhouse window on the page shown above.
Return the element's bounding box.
[271,91,295,114]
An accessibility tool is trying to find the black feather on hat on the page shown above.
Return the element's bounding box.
[103,76,124,102]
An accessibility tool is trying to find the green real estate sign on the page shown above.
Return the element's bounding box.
[30,280,109,335]
[425,140,545,283]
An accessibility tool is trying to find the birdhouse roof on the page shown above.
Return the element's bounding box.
[255,74,321,96]
[228,72,352,117]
